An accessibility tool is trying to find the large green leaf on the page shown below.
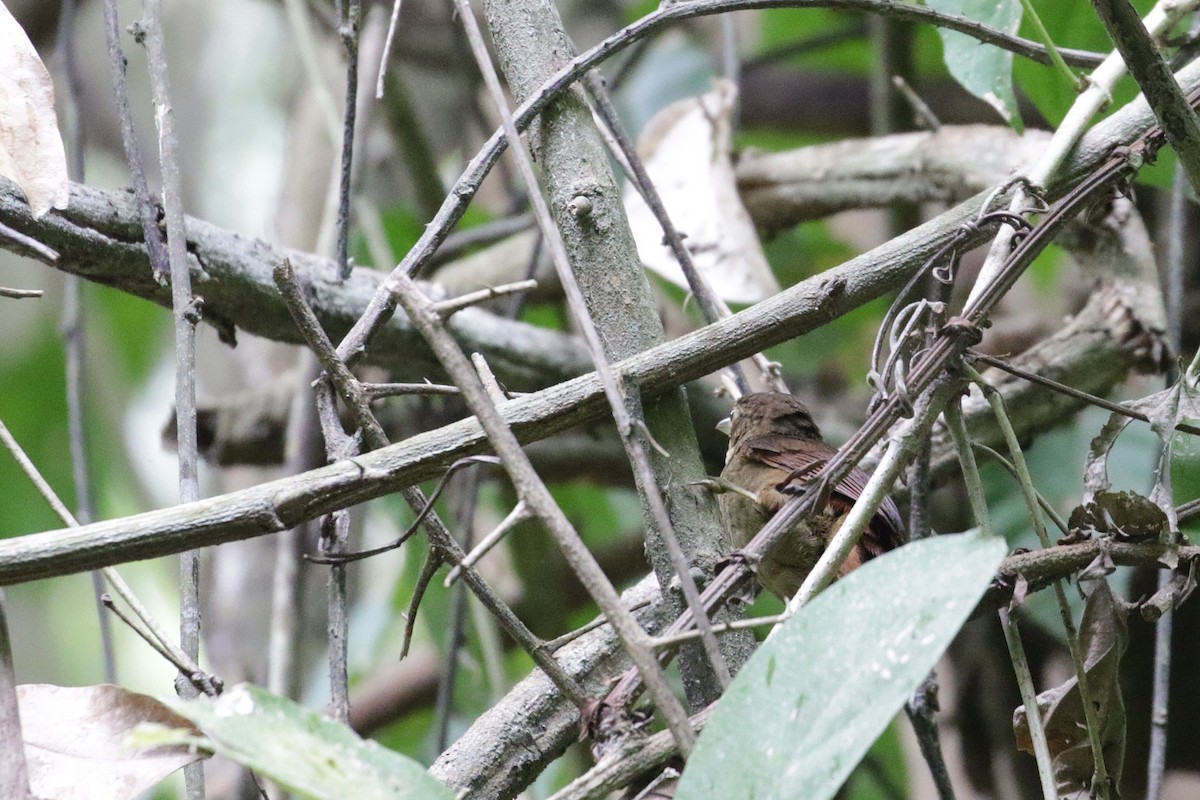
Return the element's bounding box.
[926,0,1024,131]
[167,684,452,800]
[675,530,1006,800]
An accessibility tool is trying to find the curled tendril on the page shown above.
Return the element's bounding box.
[866,195,1035,413]
[306,455,502,565]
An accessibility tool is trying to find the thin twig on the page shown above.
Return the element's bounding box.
[1018,0,1082,90]
[945,402,1058,800]
[0,286,43,299]
[100,594,194,679]
[444,501,530,585]
[0,590,30,800]
[434,464,483,753]
[375,0,402,98]
[892,75,941,131]
[268,356,322,701]
[1146,136,1193,797]
[275,258,388,446]
[0,418,215,690]
[999,606,1058,800]
[305,455,501,565]
[429,213,534,266]
[334,0,362,281]
[906,674,956,800]
[101,0,169,281]
[541,598,656,653]
[430,279,539,317]
[400,548,441,659]
[55,0,117,686]
[0,222,57,262]
[971,352,1200,438]
[363,381,461,399]
[282,0,340,144]
[310,426,357,715]
[969,366,1110,797]
[582,71,761,396]
[279,252,367,723]
[970,442,1069,535]
[138,21,204,791]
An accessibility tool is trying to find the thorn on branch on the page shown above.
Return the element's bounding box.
[431,279,539,318]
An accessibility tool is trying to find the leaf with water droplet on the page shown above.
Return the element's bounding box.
[676,530,1004,800]
[167,683,451,800]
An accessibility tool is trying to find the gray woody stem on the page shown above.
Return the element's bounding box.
[137,14,204,800]
[391,270,696,754]
[474,0,737,705]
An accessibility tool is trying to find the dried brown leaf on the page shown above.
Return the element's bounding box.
[0,4,68,217]
[1067,490,1166,541]
[1013,580,1127,797]
[623,80,779,304]
[18,684,203,800]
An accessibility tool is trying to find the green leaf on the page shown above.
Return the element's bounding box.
[926,0,1024,132]
[167,684,452,800]
[675,530,1006,800]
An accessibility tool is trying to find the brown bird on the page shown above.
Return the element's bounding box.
[717,392,905,600]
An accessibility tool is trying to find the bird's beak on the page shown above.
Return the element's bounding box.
[716,416,732,436]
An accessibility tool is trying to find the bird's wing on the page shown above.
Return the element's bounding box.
[744,436,905,559]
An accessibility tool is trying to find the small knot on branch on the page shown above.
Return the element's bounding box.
[939,316,983,346]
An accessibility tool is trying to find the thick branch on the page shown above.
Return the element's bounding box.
[0,181,590,389]
[0,191,984,584]
[737,125,1051,231]
[480,0,740,707]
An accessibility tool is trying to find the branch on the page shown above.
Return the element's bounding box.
[430,576,672,799]
[0,193,985,585]
[0,66,1189,584]
[1091,0,1200,191]
[737,125,1052,231]
[926,278,1167,483]
[0,181,591,389]
[478,0,738,707]
[986,541,1200,608]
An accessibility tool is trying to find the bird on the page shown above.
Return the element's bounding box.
[716,392,905,600]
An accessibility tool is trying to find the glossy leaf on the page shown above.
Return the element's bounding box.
[676,530,1006,800]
